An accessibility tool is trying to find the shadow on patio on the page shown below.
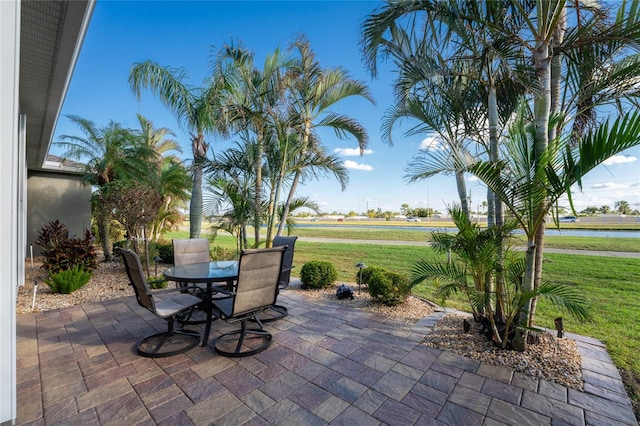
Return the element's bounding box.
[16,291,637,425]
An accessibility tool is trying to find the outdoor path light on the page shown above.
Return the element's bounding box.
[355,262,366,294]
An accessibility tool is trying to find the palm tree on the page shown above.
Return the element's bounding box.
[362,0,640,346]
[129,61,226,239]
[376,29,484,218]
[134,114,189,241]
[205,140,257,252]
[136,113,182,159]
[276,37,373,237]
[469,107,640,347]
[55,115,155,260]
[149,158,191,242]
[411,204,591,349]
[212,41,292,247]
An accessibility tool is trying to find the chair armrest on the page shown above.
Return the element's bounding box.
[152,285,203,295]
[212,286,235,296]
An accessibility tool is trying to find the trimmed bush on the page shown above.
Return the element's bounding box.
[300,260,337,289]
[368,269,411,306]
[358,266,387,285]
[44,266,92,294]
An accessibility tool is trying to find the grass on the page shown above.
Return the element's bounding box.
[276,226,640,252]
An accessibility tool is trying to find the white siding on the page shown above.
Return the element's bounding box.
[0,0,20,422]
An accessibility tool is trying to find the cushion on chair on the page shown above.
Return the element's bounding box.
[154,293,202,318]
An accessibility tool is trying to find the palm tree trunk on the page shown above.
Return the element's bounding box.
[455,170,469,218]
[487,84,506,321]
[253,129,264,248]
[277,123,310,237]
[518,39,552,341]
[190,160,203,239]
[277,167,301,238]
[531,8,566,327]
[98,218,112,262]
[514,239,537,351]
[265,183,277,247]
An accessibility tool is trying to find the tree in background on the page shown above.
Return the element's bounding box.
[130,61,227,239]
[276,36,373,238]
[56,115,155,261]
[211,40,292,247]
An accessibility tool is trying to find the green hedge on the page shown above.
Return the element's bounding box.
[300,260,337,289]
[368,268,411,306]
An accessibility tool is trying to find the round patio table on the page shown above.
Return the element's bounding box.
[163,261,239,347]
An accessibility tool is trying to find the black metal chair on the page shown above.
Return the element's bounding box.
[212,246,286,357]
[120,249,202,358]
[254,236,297,322]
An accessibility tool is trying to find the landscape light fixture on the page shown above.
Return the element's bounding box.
[554,317,564,338]
[355,262,366,294]
[153,256,163,277]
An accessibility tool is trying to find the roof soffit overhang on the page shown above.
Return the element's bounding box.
[20,0,95,171]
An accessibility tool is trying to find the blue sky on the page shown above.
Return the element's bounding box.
[53,0,640,215]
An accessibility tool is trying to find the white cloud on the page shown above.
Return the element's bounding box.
[419,136,442,151]
[344,160,373,171]
[333,147,373,156]
[591,182,629,190]
[603,155,637,165]
[467,175,479,182]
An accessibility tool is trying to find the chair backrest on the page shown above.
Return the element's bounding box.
[272,236,297,288]
[231,246,286,316]
[120,249,156,313]
[173,238,210,266]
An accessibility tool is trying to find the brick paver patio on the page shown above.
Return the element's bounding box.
[16,290,637,425]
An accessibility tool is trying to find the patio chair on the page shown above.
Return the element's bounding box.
[172,238,210,323]
[120,249,202,358]
[173,238,210,266]
[212,246,286,357]
[254,236,297,323]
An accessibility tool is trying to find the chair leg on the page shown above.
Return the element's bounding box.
[137,318,200,358]
[213,318,272,358]
[252,304,288,323]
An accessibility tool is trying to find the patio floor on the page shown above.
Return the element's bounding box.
[16,291,637,425]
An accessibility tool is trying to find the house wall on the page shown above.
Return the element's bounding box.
[0,1,20,422]
[27,171,92,256]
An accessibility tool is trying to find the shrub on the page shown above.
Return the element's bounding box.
[36,220,98,274]
[154,241,174,264]
[44,266,92,294]
[210,245,237,261]
[368,269,411,306]
[300,260,337,289]
[358,266,387,285]
[147,276,168,289]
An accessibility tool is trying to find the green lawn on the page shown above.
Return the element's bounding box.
[286,227,640,252]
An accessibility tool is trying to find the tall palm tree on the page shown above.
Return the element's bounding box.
[362,1,640,346]
[55,115,155,260]
[129,61,226,239]
[277,37,373,237]
[212,41,292,247]
[376,26,485,218]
